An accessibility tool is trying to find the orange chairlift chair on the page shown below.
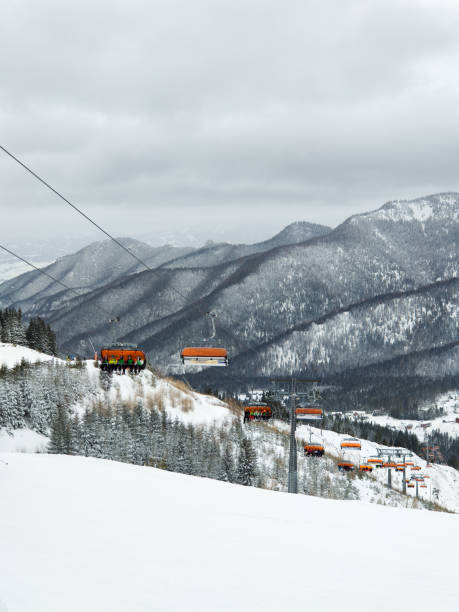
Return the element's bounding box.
[180,312,228,366]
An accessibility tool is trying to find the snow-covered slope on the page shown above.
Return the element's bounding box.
[1,344,456,515]
[81,363,235,427]
[357,391,459,440]
[0,342,60,369]
[0,453,457,612]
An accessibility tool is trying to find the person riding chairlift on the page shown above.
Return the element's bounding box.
[118,356,125,374]
[135,356,143,373]
[108,355,117,371]
[127,355,134,371]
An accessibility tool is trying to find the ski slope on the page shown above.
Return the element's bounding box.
[0,453,457,612]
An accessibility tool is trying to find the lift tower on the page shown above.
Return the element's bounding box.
[271,378,321,494]
[376,448,413,492]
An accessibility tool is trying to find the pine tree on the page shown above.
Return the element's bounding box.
[236,437,258,486]
[219,444,235,482]
[48,405,69,454]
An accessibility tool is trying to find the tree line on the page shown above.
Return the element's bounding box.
[49,402,260,487]
[0,359,96,433]
[0,307,57,356]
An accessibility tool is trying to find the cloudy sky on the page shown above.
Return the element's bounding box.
[1,0,458,251]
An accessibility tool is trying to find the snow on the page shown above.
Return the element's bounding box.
[0,429,48,453]
[0,453,457,612]
[0,343,61,369]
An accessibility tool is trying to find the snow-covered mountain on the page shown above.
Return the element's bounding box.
[0,221,330,314]
[0,238,194,313]
[30,193,456,383]
[1,194,457,389]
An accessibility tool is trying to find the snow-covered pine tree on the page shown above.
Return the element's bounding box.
[236,437,258,486]
[219,443,235,482]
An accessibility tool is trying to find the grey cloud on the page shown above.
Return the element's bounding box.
[1,0,458,247]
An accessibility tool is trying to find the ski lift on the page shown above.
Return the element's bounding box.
[405,461,414,467]
[96,343,146,374]
[180,312,228,366]
[359,464,373,472]
[340,437,361,450]
[420,484,427,489]
[367,458,384,467]
[304,443,325,457]
[243,403,272,423]
[338,462,354,472]
[407,483,415,489]
[296,407,323,421]
[382,462,397,468]
[411,466,421,471]
[181,347,228,366]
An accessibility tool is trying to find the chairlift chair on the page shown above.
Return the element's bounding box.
[243,403,272,422]
[338,461,354,472]
[367,458,384,467]
[340,437,361,450]
[295,407,323,421]
[304,443,325,457]
[180,312,228,367]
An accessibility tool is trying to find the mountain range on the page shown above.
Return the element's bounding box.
[0,193,457,389]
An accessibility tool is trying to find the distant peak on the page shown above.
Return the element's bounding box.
[345,193,458,227]
[267,220,331,245]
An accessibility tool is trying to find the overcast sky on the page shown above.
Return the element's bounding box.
[1,0,458,251]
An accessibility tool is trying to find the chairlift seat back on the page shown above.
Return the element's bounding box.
[181,347,228,366]
[295,407,323,421]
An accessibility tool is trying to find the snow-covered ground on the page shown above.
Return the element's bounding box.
[0,428,48,453]
[0,342,61,369]
[0,453,457,612]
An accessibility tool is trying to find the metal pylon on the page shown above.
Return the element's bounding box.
[288,379,297,493]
